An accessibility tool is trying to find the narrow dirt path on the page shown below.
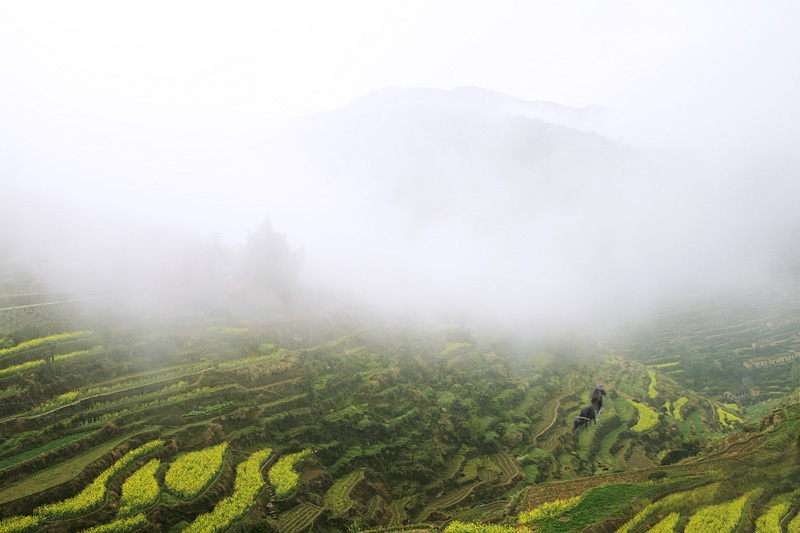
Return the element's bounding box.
[533,373,578,443]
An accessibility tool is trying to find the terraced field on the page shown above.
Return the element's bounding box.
[0,309,796,532]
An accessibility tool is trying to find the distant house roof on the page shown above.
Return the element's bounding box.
[744,351,797,368]
[769,351,797,364]
[723,388,750,399]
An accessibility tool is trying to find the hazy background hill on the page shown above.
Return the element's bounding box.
[251,86,796,331]
[342,86,614,135]
[3,86,799,335]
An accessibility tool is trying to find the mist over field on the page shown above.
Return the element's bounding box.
[2,2,800,334]
[254,87,800,330]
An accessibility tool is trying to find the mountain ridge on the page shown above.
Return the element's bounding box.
[342,85,614,138]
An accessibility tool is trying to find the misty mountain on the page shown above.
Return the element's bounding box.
[290,99,629,262]
[4,86,797,333]
[292,86,629,211]
[256,86,780,330]
[345,85,615,136]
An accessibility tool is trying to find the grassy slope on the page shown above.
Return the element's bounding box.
[0,429,156,505]
[1,313,795,532]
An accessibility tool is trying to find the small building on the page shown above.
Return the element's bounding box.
[766,316,800,329]
[769,351,797,365]
[743,350,797,369]
[743,357,769,369]
[723,388,750,402]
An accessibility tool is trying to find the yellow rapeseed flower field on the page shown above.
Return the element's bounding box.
[183,447,272,533]
[269,449,312,499]
[118,458,161,517]
[165,442,228,499]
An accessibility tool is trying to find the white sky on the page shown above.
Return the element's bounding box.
[1,1,799,241]
[2,2,797,128]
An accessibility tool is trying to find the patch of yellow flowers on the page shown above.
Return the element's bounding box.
[118,458,161,517]
[672,396,689,420]
[77,513,147,533]
[647,512,680,533]
[684,489,761,533]
[517,494,582,524]
[0,515,42,533]
[183,447,272,533]
[33,440,164,520]
[647,369,658,399]
[165,442,228,499]
[628,399,659,433]
[444,521,530,532]
[0,331,93,358]
[268,449,313,499]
